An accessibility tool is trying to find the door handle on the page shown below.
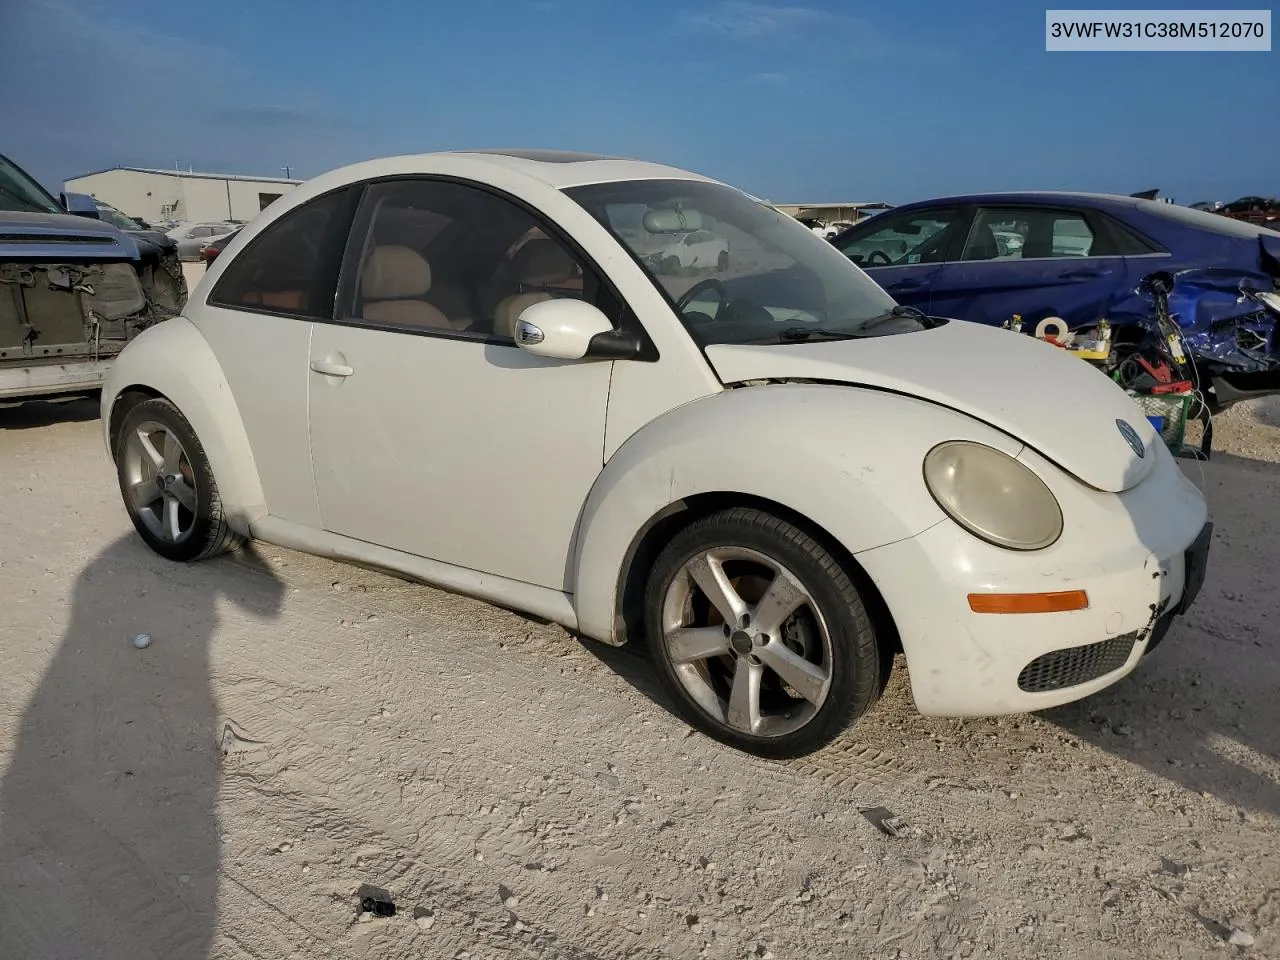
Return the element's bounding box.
[1059,268,1111,280]
[310,359,354,378]
[886,278,925,291]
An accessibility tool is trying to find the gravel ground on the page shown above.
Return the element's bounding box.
[0,397,1276,960]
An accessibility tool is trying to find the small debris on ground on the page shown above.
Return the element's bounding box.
[860,806,910,837]
[413,906,435,930]
[360,896,395,917]
[357,883,397,918]
[132,633,152,649]
[1226,928,1255,947]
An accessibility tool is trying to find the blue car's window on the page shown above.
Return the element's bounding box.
[962,207,1096,261]
[834,209,960,267]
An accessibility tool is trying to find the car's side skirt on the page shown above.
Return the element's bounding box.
[250,515,580,631]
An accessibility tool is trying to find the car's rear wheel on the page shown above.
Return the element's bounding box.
[115,397,242,562]
[644,507,882,758]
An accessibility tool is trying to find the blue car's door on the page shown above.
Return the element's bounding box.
[832,207,967,312]
[927,205,1128,332]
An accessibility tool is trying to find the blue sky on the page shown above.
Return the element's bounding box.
[2,0,1275,204]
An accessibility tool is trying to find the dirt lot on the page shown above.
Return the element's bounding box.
[0,398,1277,960]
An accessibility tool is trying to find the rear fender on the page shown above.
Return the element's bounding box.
[100,316,265,533]
[570,383,1023,644]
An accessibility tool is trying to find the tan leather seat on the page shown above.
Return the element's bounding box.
[361,245,451,329]
[492,239,580,339]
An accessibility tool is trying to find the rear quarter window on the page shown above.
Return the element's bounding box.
[209,187,358,319]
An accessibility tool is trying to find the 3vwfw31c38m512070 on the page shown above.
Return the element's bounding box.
[101,150,1210,758]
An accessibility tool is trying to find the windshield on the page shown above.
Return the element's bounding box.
[95,202,143,230]
[564,179,901,345]
[0,155,62,214]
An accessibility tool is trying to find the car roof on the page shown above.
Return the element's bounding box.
[893,191,1144,210]
[306,150,719,193]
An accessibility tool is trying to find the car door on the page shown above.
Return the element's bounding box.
[198,185,360,528]
[306,177,615,591]
[927,204,1128,331]
[830,207,966,311]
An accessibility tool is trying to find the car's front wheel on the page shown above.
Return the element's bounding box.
[644,507,882,758]
[115,397,242,562]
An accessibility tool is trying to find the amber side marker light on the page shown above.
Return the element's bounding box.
[967,590,1089,614]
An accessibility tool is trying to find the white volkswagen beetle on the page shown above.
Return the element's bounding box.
[101,150,1211,758]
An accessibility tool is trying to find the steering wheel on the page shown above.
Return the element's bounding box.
[675,277,728,317]
[865,249,892,266]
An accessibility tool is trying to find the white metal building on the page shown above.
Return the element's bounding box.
[64,167,304,224]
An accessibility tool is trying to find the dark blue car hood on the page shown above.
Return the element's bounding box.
[0,210,141,261]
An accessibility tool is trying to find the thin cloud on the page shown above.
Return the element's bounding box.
[0,0,352,187]
[679,2,850,43]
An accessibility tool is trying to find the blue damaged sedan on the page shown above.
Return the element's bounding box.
[831,192,1280,410]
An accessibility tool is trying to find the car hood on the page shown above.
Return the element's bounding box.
[703,320,1160,493]
[125,228,178,257]
[0,210,140,261]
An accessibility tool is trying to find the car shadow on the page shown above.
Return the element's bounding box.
[0,535,284,960]
[1043,453,1280,819]
[0,396,101,430]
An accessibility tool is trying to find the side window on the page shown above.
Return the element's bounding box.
[963,207,1097,262]
[1098,212,1165,255]
[835,209,959,267]
[209,187,354,318]
[344,179,602,342]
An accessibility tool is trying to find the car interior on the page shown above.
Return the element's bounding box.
[352,195,589,339]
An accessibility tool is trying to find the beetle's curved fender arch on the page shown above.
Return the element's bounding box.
[100,317,266,534]
[570,382,1024,644]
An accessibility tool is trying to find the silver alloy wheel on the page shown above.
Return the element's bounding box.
[661,546,834,738]
[121,419,198,545]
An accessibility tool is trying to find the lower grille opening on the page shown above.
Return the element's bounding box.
[1017,630,1141,693]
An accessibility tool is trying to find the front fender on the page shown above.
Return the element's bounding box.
[571,382,1024,644]
[101,317,265,533]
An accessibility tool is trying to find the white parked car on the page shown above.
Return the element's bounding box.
[100,149,1212,758]
[166,221,240,261]
[646,228,730,275]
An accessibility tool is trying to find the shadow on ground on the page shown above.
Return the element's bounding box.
[0,396,101,430]
[1045,453,1280,819]
[0,536,283,960]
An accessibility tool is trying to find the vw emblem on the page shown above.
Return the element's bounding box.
[1116,418,1145,458]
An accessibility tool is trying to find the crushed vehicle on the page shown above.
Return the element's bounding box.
[0,153,186,403]
[831,191,1280,414]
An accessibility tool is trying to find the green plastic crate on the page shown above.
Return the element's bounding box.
[1128,391,1191,453]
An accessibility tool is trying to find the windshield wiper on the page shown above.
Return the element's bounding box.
[859,304,937,331]
[775,326,860,343]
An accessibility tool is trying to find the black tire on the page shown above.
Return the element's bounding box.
[661,255,681,276]
[643,507,882,758]
[717,250,729,271]
[114,397,242,562]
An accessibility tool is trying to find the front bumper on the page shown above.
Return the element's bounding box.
[857,442,1209,716]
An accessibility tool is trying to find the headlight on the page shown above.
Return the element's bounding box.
[923,441,1063,551]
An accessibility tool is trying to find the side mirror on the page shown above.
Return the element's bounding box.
[513,299,641,361]
[61,192,101,219]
